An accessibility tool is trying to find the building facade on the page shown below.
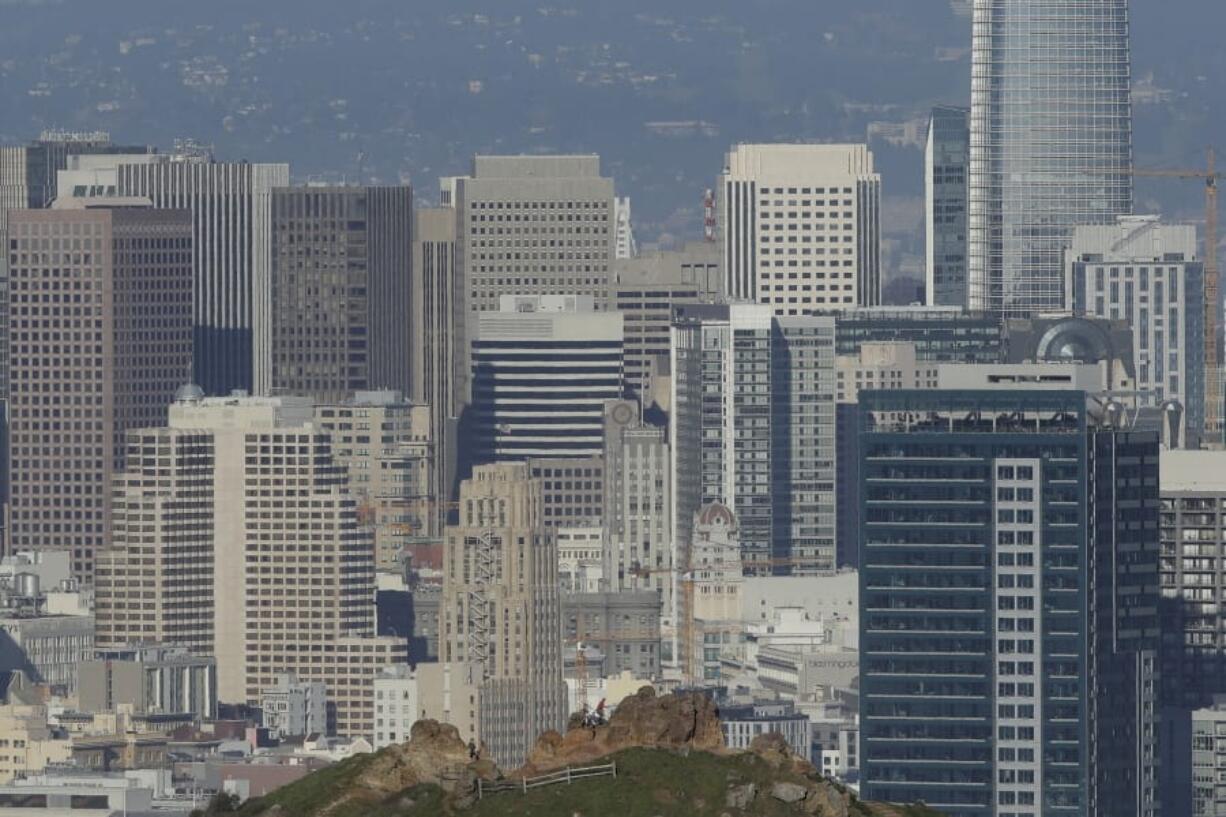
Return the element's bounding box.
[78,647,217,721]
[925,106,970,308]
[967,0,1133,315]
[270,185,413,402]
[6,205,194,580]
[113,155,290,395]
[827,306,1003,364]
[858,389,1160,817]
[670,303,836,575]
[719,143,881,312]
[469,295,623,464]
[1067,216,1204,444]
[440,463,567,768]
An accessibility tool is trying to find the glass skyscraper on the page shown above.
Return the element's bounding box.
[968,0,1133,316]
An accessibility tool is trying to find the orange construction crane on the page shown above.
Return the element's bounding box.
[1128,149,1222,438]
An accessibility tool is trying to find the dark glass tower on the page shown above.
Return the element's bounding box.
[858,389,1159,817]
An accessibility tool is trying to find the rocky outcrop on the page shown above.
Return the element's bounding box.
[524,687,724,773]
[353,720,492,797]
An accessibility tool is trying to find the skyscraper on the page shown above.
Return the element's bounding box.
[441,463,567,768]
[270,185,413,402]
[7,203,194,581]
[469,295,623,464]
[858,385,1160,817]
[670,303,837,575]
[925,106,970,307]
[967,0,1133,315]
[718,143,882,312]
[97,393,405,738]
[110,153,290,395]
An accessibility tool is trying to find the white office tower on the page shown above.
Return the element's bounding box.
[1066,216,1205,446]
[718,144,882,313]
[95,391,404,740]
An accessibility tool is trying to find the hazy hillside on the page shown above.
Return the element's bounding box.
[2,0,1220,271]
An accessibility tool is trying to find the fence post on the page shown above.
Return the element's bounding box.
[477,778,483,800]
[567,767,572,785]
[522,776,528,794]
[612,761,617,779]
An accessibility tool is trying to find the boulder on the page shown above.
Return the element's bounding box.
[725,782,757,810]
[353,720,494,797]
[523,688,724,773]
[770,781,809,804]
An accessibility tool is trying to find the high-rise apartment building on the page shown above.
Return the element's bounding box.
[1067,216,1204,444]
[925,106,970,308]
[858,386,1160,817]
[314,392,438,571]
[610,242,722,403]
[453,154,615,342]
[1191,702,1226,817]
[95,393,404,738]
[670,303,836,575]
[440,463,567,768]
[613,196,636,260]
[412,207,463,503]
[270,185,412,402]
[102,153,290,395]
[718,143,881,312]
[469,295,623,465]
[967,0,1133,315]
[7,203,194,581]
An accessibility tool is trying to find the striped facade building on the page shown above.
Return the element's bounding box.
[115,158,289,396]
[469,295,623,465]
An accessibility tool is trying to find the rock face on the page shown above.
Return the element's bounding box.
[353,720,496,798]
[524,687,724,773]
[770,781,809,803]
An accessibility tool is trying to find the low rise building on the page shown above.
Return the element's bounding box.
[720,701,812,762]
[561,592,660,680]
[0,703,71,784]
[78,646,217,721]
[373,665,419,750]
[259,674,327,740]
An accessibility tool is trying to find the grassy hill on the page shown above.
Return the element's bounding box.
[231,746,944,817]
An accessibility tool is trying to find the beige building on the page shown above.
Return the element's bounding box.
[441,463,567,768]
[835,342,938,404]
[314,392,439,570]
[683,503,744,684]
[6,204,194,581]
[719,143,882,313]
[95,393,404,739]
[0,703,72,783]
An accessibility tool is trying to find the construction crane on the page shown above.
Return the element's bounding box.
[1128,148,1222,438]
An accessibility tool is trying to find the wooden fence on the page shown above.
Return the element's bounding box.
[477,762,617,799]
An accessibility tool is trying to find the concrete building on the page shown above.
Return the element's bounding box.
[684,503,745,683]
[269,185,413,402]
[411,207,463,504]
[1002,315,1137,397]
[259,673,327,740]
[858,388,1160,817]
[834,342,938,568]
[373,665,419,750]
[557,527,604,594]
[1066,216,1205,444]
[925,106,970,308]
[0,703,71,784]
[528,455,604,531]
[720,701,812,762]
[58,152,293,396]
[670,303,836,574]
[314,392,439,570]
[6,204,193,581]
[601,400,672,632]
[561,591,660,679]
[78,647,217,721]
[826,306,1002,364]
[0,614,93,691]
[453,155,615,320]
[94,393,404,739]
[440,464,567,768]
[609,243,721,402]
[718,143,881,311]
[968,0,1133,317]
[1157,450,1226,712]
[1192,701,1226,817]
[469,295,623,464]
